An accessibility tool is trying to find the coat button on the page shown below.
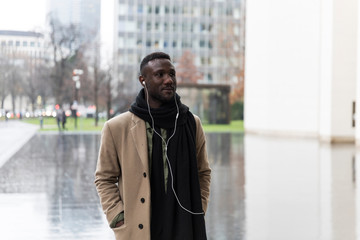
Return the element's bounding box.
[138,224,143,229]
[141,198,145,203]
[143,172,147,178]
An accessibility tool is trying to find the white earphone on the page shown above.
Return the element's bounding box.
[143,81,204,216]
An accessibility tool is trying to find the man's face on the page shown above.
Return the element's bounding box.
[142,58,177,108]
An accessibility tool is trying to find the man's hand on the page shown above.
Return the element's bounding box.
[115,220,124,228]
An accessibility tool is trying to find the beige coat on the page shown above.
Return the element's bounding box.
[95,111,211,240]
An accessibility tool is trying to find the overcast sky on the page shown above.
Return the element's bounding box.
[0,0,47,31]
[0,0,114,66]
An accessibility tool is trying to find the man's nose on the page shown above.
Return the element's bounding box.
[164,74,174,84]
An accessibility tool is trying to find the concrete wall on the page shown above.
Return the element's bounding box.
[245,0,358,142]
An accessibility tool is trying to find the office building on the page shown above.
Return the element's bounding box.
[114,0,244,95]
[47,0,101,43]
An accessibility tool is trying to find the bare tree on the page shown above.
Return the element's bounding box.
[0,53,10,109]
[176,50,203,84]
[48,15,83,105]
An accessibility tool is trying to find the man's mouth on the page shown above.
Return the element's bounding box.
[163,87,174,91]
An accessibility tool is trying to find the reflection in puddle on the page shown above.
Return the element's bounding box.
[245,134,357,240]
[0,133,358,239]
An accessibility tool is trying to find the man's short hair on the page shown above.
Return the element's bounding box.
[140,52,171,76]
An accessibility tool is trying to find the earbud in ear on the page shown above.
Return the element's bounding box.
[142,81,145,86]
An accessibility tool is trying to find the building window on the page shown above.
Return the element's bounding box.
[23,41,27,47]
[8,40,13,46]
[16,41,20,46]
[155,6,160,14]
[137,4,143,13]
[30,42,35,47]
[147,22,151,31]
[1,41,5,46]
[146,40,151,47]
[137,22,143,31]
[173,41,177,47]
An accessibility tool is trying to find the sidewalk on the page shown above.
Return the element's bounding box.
[0,120,39,168]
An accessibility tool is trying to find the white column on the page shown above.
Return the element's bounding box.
[356,0,360,144]
[319,0,358,142]
[244,0,321,137]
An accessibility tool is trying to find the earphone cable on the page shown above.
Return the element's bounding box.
[144,86,204,215]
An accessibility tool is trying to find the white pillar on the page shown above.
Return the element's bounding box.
[245,0,358,141]
[319,0,358,143]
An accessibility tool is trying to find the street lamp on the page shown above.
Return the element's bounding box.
[72,69,83,129]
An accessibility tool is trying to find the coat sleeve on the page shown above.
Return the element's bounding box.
[94,122,124,226]
[194,115,211,213]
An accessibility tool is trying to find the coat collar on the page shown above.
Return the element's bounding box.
[130,113,148,170]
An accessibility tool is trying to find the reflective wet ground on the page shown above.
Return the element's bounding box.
[0,132,359,239]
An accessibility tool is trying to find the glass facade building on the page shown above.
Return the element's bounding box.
[47,0,101,43]
[114,0,245,95]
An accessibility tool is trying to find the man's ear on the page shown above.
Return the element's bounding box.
[139,75,145,86]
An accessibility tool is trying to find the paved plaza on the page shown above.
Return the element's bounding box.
[0,122,244,240]
[1,121,360,239]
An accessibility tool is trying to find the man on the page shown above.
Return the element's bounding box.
[95,52,211,239]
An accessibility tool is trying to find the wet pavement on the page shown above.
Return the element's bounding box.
[1,129,360,239]
[0,121,38,168]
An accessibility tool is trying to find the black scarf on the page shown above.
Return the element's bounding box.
[130,89,207,240]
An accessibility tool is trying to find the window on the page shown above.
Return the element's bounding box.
[16,41,20,46]
[8,40,13,46]
[118,4,127,15]
[23,41,27,47]
[137,4,143,13]
[146,40,151,47]
[30,42,35,47]
[172,41,177,47]
[147,22,151,31]
[1,41,5,46]
[137,22,143,31]
[155,6,160,14]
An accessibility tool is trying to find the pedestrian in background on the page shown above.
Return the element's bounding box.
[62,109,67,130]
[56,109,62,131]
[95,52,211,240]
